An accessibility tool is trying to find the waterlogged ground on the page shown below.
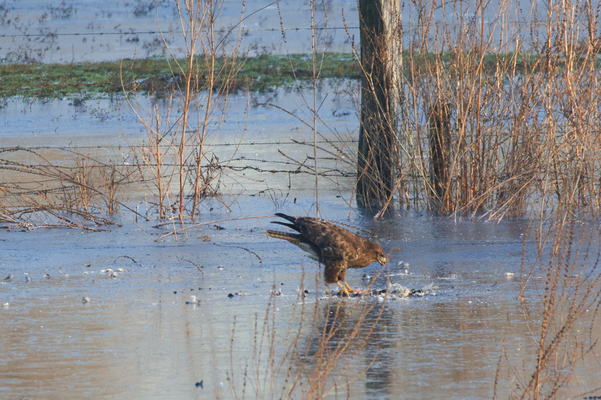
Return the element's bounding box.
[1,1,599,398]
[1,84,601,399]
[2,200,601,399]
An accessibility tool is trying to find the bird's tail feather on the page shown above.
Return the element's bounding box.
[265,230,303,243]
[275,213,296,224]
[271,221,299,231]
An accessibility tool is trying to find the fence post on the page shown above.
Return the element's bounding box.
[357,0,399,209]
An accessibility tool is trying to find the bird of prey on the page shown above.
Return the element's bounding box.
[265,213,387,295]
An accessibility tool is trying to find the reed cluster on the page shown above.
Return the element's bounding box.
[343,0,601,219]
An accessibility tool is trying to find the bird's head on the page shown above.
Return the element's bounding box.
[372,242,387,266]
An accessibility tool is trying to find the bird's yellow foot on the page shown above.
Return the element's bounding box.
[337,281,352,296]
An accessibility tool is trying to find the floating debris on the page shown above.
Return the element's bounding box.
[186,295,200,305]
[100,268,119,278]
[334,282,437,298]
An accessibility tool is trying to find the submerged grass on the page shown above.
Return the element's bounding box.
[0,53,359,99]
[0,51,565,100]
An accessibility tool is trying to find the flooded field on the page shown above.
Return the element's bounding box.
[4,194,597,400]
[0,0,362,63]
[2,85,601,399]
[2,1,601,399]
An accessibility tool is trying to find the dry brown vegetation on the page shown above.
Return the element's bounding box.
[342,0,601,219]
[508,209,601,399]
[123,0,248,223]
[0,147,134,230]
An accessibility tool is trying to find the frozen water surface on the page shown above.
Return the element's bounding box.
[1,80,600,400]
[1,1,601,399]
[2,201,600,399]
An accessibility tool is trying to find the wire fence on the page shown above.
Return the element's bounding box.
[0,17,592,39]
[0,25,360,39]
[10,140,357,151]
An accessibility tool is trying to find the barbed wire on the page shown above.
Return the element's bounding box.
[0,140,358,152]
[0,26,359,39]
[0,16,592,39]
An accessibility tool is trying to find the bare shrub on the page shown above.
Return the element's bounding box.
[124,0,248,222]
[326,0,601,218]
[46,1,75,20]
[0,148,135,230]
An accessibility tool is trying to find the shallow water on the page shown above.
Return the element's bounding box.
[0,0,546,64]
[2,1,599,398]
[1,77,601,400]
[2,195,601,399]
[0,0,361,63]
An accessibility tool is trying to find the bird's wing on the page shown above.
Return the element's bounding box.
[295,218,360,262]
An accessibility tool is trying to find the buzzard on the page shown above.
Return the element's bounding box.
[266,213,386,295]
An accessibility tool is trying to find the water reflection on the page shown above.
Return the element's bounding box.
[290,289,551,399]
[2,207,601,399]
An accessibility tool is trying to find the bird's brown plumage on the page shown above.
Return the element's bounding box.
[266,213,386,295]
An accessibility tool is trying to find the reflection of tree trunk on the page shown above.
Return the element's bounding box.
[429,101,452,213]
[357,0,399,208]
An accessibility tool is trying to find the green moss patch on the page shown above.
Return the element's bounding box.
[0,53,360,99]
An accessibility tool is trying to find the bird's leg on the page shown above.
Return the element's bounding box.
[336,281,350,296]
[337,269,353,296]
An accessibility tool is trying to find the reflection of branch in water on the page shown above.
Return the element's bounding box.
[212,242,263,265]
[292,296,396,398]
[113,255,139,264]
[178,257,206,276]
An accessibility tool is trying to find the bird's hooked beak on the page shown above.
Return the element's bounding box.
[377,255,387,266]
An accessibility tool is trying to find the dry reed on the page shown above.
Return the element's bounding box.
[317,0,601,219]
